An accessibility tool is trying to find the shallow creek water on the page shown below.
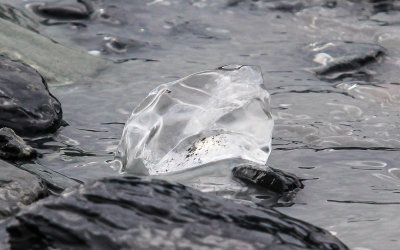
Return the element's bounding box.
[3,0,400,249]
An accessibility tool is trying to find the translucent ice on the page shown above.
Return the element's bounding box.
[116,65,274,177]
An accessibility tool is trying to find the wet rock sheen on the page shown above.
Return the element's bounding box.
[0,159,47,219]
[0,56,63,135]
[0,127,36,160]
[232,165,303,194]
[7,177,347,250]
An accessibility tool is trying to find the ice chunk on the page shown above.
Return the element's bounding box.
[116,65,273,176]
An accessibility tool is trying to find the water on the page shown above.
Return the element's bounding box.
[3,0,400,249]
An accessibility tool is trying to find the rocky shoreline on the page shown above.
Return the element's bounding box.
[1,0,399,249]
[0,49,345,249]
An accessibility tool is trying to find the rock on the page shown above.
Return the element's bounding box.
[0,159,47,219]
[369,0,395,13]
[19,163,82,194]
[169,21,231,40]
[0,56,63,135]
[0,128,37,160]
[7,177,348,250]
[307,41,385,81]
[102,36,147,54]
[266,0,305,13]
[29,0,93,24]
[0,16,109,85]
[232,165,303,194]
[0,3,39,32]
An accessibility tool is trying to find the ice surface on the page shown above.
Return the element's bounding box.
[116,65,274,177]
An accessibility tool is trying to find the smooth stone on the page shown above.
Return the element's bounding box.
[232,165,303,194]
[29,0,93,23]
[0,3,39,32]
[102,36,147,54]
[7,177,348,250]
[0,128,36,160]
[169,21,231,40]
[0,16,109,85]
[266,0,305,13]
[0,56,63,135]
[307,41,385,81]
[0,159,47,219]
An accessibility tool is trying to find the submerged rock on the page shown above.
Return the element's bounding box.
[0,128,36,160]
[0,56,63,135]
[0,159,47,219]
[307,41,385,81]
[116,65,274,176]
[102,36,147,54]
[232,165,303,194]
[7,177,348,250]
[169,21,231,40]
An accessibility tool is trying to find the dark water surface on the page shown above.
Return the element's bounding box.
[3,0,400,249]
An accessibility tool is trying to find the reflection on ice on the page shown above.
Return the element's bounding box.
[116,65,274,182]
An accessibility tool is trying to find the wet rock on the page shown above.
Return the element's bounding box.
[29,0,93,24]
[0,16,109,85]
[307,41,385,81]
[266,0,305,13]
[0,3,39,32]
[369,0,395,13]
[7,177,347,250]
[0,128,36,160]
[102,36,147,54]
[0,159,47,219]
[232,165,303,194]
[0,56,63,135]
[169,21,231,40]
[226,0,333,12]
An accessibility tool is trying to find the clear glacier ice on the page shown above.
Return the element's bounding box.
[115,65,274,183]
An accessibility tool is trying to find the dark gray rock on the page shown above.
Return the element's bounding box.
[169,21,231,40]
[0,159,47,219]
[368,0,395,13]
[266,0,305,13]
[0,3,39,32]
[307,41,385,81]
[0,56,63,135]
[232,165,303,194]
[0,127,36,160]
[19,163,82,194]
[7,177,348,250]
[29,0,93,24]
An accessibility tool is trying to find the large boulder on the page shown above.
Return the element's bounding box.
[7,177,348,250]
[0,159,47,219]
[0,56,63,135]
